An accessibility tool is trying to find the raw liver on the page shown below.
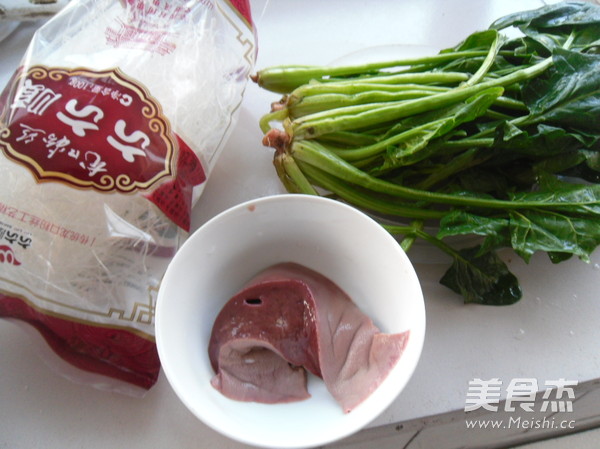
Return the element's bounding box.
[208,262,409,413]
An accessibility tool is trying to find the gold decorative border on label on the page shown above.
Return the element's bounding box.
[0,276,157,341]
[222,0,254,32]
[210,0,256,166]
[0,65,176,194]
[217,0,256,67]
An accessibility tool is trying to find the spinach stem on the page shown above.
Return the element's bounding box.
[291,57,552,139]
[291,139,598,210]
[385,225,464,260]
[254,50,494,93]
[333,117,450,161]
[260,109,288,134]
[462,32,502,87]
[298,161,445,220]
[278,153,319,195]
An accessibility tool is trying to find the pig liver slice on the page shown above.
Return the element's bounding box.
[208,262,409,413]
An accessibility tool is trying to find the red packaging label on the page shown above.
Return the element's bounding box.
[228,0,254,27]
[104,1,253,56]
[0,66,176,193]
[0,245,21,266]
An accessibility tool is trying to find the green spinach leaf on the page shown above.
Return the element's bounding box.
[523,48,600,133]
[509,209,600,263]
[491,2,600,32]
[440,246,522,305]
[438,210,510,254]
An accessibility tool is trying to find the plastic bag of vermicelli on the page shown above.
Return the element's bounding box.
[0,0,256,394]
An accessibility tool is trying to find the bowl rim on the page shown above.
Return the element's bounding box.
[156,193,426,448]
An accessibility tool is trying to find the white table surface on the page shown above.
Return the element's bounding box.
[2,1,599,448]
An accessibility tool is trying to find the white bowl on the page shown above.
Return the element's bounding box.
[155,194,425,448]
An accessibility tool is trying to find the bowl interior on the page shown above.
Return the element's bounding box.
[156,194,425,448]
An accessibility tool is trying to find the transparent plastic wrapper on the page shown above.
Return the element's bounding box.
[0,0,256,394]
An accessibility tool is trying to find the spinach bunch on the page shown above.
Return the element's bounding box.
[254,2,600,305]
